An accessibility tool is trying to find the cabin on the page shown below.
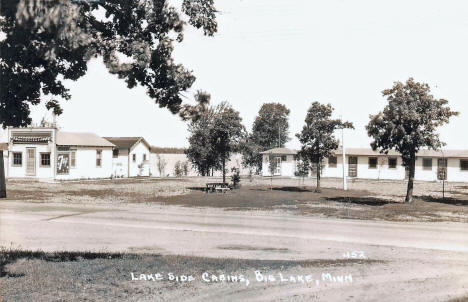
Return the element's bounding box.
[104,137,151,177]
[6,127,114,180]
[260,147,468,182]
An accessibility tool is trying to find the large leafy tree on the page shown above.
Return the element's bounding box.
[0,0,217,126]
[185,92,218,176]
[210,102,245,183]
[366,78,458,203]
[296,102,353,193]
[242,103,290,172]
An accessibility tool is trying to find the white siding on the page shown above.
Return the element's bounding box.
[112,149,129,177]
[128,142,151,177]
[55,147,113,180]
[8,143,55,179]
[150,152,249,177]
[447,158,468,182]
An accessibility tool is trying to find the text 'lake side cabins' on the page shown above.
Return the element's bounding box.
[6,127,114,180]
[261,147,468,182]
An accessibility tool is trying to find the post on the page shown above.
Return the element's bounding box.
[0,150,6,198]
[341,126,347,191]
[441,150,445,199]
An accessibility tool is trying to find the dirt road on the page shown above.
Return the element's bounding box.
[1,201,468,301]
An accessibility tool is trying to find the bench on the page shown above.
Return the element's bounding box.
[205,182,230,193]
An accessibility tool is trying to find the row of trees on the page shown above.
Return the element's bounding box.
[185,98,293,183]
[185,78,458,204]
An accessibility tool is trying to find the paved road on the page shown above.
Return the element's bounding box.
[0,201,467,259]
[1,201,468,301]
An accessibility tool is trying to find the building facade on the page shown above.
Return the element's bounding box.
[104,137,151,177]
[261,147,468,182]
[6,127,114,180]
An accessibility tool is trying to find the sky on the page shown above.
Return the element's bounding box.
[25,0,468,149]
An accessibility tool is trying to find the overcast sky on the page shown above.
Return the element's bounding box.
[26,0,468,149]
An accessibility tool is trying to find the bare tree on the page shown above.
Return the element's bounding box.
[156,154,167,178]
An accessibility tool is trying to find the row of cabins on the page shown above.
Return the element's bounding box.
[2,127,468,182]
[0,127,247,180]
[261,147,468,182]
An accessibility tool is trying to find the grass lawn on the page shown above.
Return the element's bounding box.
[0,249,375,302]
[4,177,468,222]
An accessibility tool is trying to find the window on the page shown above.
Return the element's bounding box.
[13,152,22,166]
[143,154,147,161]
[70,151,76,168]
[96,149,102,167]
[368,157,377,169]
[40,153,51,167]
[460,159,468,171]
[328,156,337,168]
[113,149,119,158]
[132,154,136,162]
[281,155,287,161]
[423,158,432,170]
[388,157,397,169]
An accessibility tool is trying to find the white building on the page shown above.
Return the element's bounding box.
[104,137,151,177]
[261,147,468,182]
[6,127,114,180]
[150,147,250,177]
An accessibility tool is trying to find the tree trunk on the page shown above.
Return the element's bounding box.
[0,150,6,198]
[315,160,321,193]
[222,157,226,183]
[405,155,416,203]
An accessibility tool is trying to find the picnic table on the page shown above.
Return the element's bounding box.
[205,182,231,193]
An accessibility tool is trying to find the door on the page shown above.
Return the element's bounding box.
[26,148,36,176]
[348,156,357,177]
[275,157,281,175]
[437,158,447,180]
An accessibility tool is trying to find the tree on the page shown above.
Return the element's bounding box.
[156,154,167,177]
[266,152,278,190]
[296,102,353,193]
[174,161,183,177]
[185,98,220,176]
[182,161,189,176]
[366,78,458,203]
[1,0,217,197]
[1,0,217,126]
[295,159,310,188]
[210,102,245,183]
[242,103,290,172]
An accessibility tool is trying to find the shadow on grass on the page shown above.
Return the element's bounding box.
[417,196,468,206]
[272,187,313,192]
[0,249,128,277]
[325,196,395,206]
[186,187,206,192]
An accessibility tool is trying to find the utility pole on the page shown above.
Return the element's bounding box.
[278,125,281,147]
[341,117,347,191]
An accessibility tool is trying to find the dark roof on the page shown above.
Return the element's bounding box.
[57,132,114,147]
[150,146,186,154]
[260,147,298,155]
[103,137,150,150]
[333,148,468,158]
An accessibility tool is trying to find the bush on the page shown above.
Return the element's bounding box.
[231,167,241,188]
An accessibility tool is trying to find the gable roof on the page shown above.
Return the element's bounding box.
[103,137,150,150]
[56,132,115,147]
[260,147,298,155]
